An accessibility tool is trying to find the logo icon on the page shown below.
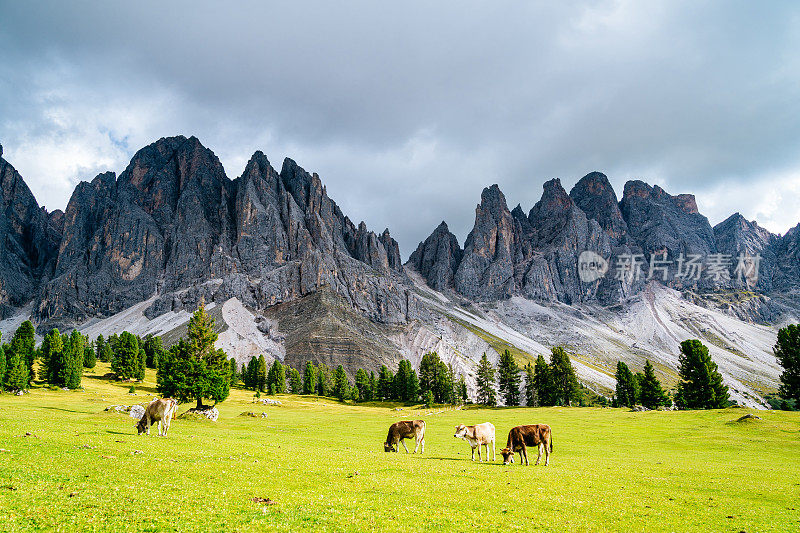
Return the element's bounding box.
[578,251,609,283]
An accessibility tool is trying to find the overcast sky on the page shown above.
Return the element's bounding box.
[1,1,799,258]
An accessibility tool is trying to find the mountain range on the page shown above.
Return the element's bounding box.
[1,136,797,407]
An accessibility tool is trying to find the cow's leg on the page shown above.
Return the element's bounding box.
[145,415,151,436]
[471,446,475,461]
[521,445,529,466]
[535,443,543,465]
[401,439,410,453]
[491,439,496,461]
[544,439,550,466]
[421,437,424,454]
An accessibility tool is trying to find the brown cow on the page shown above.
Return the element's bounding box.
[384,420,425,453]
[136,398,178,437]
[454,422,495,461]
[500,424,552,466]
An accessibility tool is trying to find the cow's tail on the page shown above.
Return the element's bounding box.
[549,431,553,453]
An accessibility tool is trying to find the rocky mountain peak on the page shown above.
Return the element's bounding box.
[569,171,628,242]
[408,221,463,291]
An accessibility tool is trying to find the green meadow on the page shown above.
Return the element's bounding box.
[1,363,798,532]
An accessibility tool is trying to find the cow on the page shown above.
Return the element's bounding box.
[454,422,495,462]
[136,398,179,437]
[384,420,425,453]
[500,424,552,466]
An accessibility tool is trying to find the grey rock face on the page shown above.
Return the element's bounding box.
[0,153,60,316]
[569,172,628,242]
[454,185,516,300]
[619,180,717,290]
[713,213,777,291]
[407,221,463,291]
[772,224,800,291]
[32,135,412,328]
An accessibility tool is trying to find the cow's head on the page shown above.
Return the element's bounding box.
[136,418,147,435]
[500,447,514,465]
[453,424,467,439]
[384,442,396,453]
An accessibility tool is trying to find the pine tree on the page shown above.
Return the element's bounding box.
[0,340,5,389]
[156,302,231,408]
[243,357,256,389]
[615,361,639,407]
[255,355,268,392]
[289,367,302,394]
[393,360,419,402]
[675,339,729,409]
[377,365,394,400]
[475,353,496,406]
[303,361,317,394]
[229,358,238,386]
[143,336,165,369]
[419,352,451,403]
[354,368,370,401]
[457,375,468,403]
[136,347,146,381]
[267,360,286,394]
[423,389,435,408]
[317,363,332,396]
[533,354,552,406]
[368,371,378,401]
[333,365,349,400]
[96,334,112,363]
[524,363,536,406]
[40,329,64,384]
[4,348,28,391]
[639,360,669,409]
[549,347,578,406]
[775,324,800,403]
[113,332,141,380]
[64,330,85,389]
[10,321,36,386]
[498,350,521,406]
[83,344,96,369]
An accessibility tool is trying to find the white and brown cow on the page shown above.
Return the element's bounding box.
[136,398,178,437]
[454,422,495,461]
[500,424,552,466]
[384,420,425,453]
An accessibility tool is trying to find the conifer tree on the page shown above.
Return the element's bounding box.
[40,329,63,384]
[0,340,5,389]
[143,336,165,369]
[354,368,370,401]
[303,361,317,394]
[255,355,268,392]
[289,367,302,393]
[10,321,36,386]
[368,371,378,401]
[615,361,639,407]
[475,353,496,406]
[333,365,349,400]
[377,365,394,400]
[96,334,112,363]
[229,358,238,386]
[533,354,552,406]
[113,332,141,380]
[524,362,536,406]
[267,359,286,394]
[637,360,668,409]
[83,344,97,369]
[775,324,800,403]
[549,347,579,406]
[674,339,729,409]
[156,301,231,408]
[64,330,85,389]
[4,348,28,391]
[497,349,521,406]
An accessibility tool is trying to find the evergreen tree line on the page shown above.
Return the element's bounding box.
[615,339,729,410]
[0,320,99,392]
[237,351,469,404]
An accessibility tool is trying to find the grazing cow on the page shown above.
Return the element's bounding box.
[454,422,495,462]
[136,398,178,437]
[384,420,425,453]
[500,424,552,466]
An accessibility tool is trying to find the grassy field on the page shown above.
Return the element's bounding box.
[1,363,799,532]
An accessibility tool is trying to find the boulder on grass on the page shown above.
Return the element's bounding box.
[178,406,219,422]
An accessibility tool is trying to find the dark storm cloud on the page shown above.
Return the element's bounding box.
[1,0,799,257]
